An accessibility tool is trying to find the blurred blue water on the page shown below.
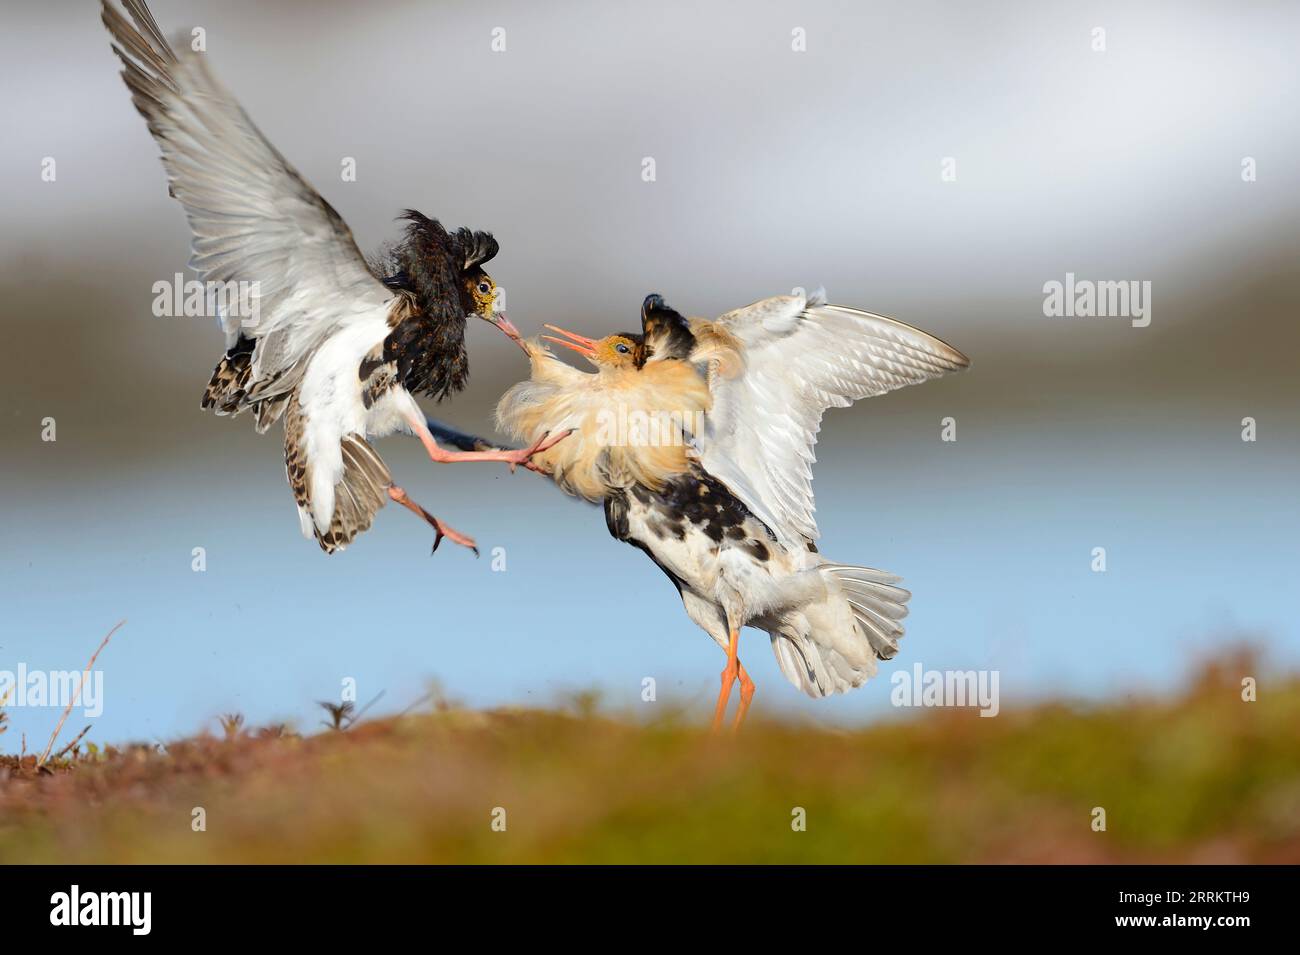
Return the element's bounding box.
[3,410,1294,744]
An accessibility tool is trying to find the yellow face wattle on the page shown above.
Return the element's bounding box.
[465,272,497,318]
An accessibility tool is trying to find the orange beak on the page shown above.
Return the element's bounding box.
[542,324,598,358]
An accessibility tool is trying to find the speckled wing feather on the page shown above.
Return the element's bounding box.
[695,291,970,547]
[102,0,390,421]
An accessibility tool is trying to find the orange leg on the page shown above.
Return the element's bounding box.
[733,662,756,730]
[388,484,478,556]
[710,627,740,732]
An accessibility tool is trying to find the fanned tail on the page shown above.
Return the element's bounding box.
[820,563,910,660]
[768,562,911,698]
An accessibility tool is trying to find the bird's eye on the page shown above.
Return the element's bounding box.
[615,343,630,354]
[477,282,490,294]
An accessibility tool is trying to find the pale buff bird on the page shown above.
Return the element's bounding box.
[497,291,969,728]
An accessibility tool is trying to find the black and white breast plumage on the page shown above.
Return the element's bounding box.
[604,461,912,698]
[606,292,969,697]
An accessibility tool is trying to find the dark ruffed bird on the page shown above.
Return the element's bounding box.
[498,290,969,728]
[102,0,565,554]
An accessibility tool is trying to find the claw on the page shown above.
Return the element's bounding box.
[388,484,477,556]
[505,428,574,473]
[432,535,480,559]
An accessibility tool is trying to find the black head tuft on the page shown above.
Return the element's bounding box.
[378,211,497,306]
[455,227,499,271]
[379,211,454,297]
[640,293,695,363]
[395,209,452,253]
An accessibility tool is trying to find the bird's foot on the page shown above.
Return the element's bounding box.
[388,485,479,557]
[504,429,574,473]
[413,420,572,472]
[428,516,479,557]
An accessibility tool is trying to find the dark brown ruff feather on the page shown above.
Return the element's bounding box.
[376,211,496,402]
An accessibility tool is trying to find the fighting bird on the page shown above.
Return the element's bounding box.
[102,0,565,554]
[497,291,969,727]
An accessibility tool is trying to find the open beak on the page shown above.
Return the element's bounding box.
[542,323,598,359]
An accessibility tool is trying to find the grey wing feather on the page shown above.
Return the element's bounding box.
[102,0,390,402]
[697,293,970,547]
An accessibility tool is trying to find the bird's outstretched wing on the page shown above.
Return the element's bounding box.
[694,290,970,547]
[102,0,390,400]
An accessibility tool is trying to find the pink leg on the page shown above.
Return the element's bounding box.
[388,484,478,556]
[408,416,571,473]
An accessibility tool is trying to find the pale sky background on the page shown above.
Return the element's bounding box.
[1,0,1297,744]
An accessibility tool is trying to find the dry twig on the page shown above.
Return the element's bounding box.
[53,725,93,761]
[37,620,124,766]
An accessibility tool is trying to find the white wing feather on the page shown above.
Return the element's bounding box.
[103,0,390,400]
[695,291,969,547]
